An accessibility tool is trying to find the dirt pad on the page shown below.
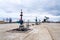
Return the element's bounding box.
[43,23,60,40]
[0,23,60,40]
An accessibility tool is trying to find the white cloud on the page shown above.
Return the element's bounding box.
[0,0,60,21]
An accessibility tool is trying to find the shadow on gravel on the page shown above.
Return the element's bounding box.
[6,28,32,33]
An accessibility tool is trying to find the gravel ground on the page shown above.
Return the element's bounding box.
[0,23,60,40]
[43,23,60,40]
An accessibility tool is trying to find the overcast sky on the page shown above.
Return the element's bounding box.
[0,0,60,21]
